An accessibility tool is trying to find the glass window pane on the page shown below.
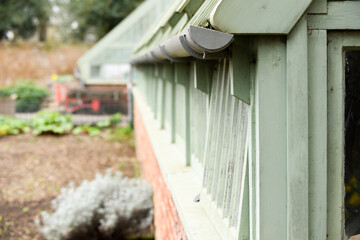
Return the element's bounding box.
[345,50,360,237]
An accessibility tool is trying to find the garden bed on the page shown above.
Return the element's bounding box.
[0,133,138,240]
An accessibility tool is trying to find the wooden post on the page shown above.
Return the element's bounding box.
[286,15,309,240]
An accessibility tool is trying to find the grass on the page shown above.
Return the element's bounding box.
[106,126,134,146]
[0,42,89,85]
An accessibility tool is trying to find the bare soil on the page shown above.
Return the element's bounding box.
[0,133,138,240]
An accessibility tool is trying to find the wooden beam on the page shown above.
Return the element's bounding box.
[286,15,309,240]
[153,65,159,119]
[160,75,166,130]
[185,66,191,166]
[175,63,191,165]
[307,0,327,14]
[308,1,360,30]
[308,29,327,240]
[327,31,345,240]
[210,0,312,34]
[255,36,287,240]
[248,37,257,240]
[171,70,176,144]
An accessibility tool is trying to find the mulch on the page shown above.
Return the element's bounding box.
[0,133,138,240]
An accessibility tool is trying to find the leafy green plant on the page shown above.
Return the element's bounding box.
[31,111,73,135]
[73,113,123,137]
[96,120,111,128]
[106,126,133,143]
[0,90,10,98]
[0,81,50,112]
[0,116,30,136]
[72,125,101,136]
[109,113,121,125]
[0,112,125,138]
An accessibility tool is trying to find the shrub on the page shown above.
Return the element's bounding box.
[0,81,50,112]
[37,170,153,240]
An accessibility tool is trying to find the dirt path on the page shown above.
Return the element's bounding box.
[0,134,138,240]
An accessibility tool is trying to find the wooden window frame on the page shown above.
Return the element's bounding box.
[327,31,360,240]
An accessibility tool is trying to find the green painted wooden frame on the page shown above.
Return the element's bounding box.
[308,1,360,30]
[210,0,312,34]
[327,31,360,240]
[308,29,327,240]
[230,36,250,104]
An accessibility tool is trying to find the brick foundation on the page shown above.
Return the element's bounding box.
[134,101,187,240]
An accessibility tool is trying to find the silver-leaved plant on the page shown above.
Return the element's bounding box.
[36,169,153,240]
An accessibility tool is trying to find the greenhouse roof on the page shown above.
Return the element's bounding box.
[134,0,218,57]
[76,0,170,84]
[133,0,313,60]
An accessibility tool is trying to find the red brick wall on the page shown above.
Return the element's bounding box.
[134,101,187,240]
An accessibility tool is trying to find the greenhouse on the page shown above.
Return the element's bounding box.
[129,0,360,239]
